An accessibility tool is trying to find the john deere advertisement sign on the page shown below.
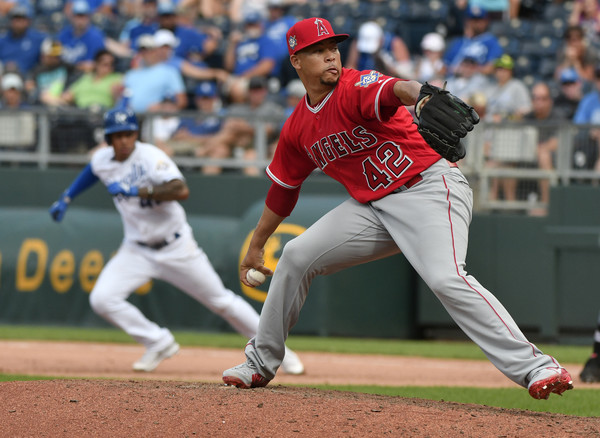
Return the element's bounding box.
[0,196,416,338]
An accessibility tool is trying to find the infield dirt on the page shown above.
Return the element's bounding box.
[0,340,598,437]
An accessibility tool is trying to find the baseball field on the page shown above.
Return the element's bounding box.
[1,326,599,436]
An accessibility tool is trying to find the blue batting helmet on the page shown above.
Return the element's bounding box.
[103,108,139,144]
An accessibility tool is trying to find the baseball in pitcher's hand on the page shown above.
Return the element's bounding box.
[240,249,273,285]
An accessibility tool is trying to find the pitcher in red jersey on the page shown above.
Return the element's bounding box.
[222,17,573,400]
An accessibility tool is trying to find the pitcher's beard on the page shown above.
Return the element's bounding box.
[320,76,339,87]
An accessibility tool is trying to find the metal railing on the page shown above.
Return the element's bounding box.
[1,107,599,214]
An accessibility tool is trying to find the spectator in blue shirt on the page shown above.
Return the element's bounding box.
[264,0,297,80]
[156,1,218,63]
[223,11,277,103]
[443,5,503,76]
[153,29,229,84]
[120,0,159,50]
[57,0,106,73]
[121,34,187,113]
[166,80,225,157]
[573,68,600,125]
[0,4,47,75]
[572,67,600,170]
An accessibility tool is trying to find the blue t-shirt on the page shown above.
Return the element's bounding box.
[123,62,185,112]
[0,28,47,74]
[234,35,277,76]
[58,24,106,65]
[443,32,503,73]
[176,112,222,136]
[265,15,296,76]
[173,25,209,60]
[574,91,600,124]
[128,22,158,48]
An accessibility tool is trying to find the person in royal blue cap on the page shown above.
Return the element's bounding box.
[156,0,219,63]
[167,81,226,160]
[224,10,279,103]
[443,5,503,76]
[555,68,584,120]
[0,4,47,76]
[119,0,159,51]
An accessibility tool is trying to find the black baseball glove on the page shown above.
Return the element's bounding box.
[415,82,480,162]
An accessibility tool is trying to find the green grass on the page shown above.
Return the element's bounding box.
[0,325,591,363]
[0,374,58,382]
[309,385,599,417]
[0,324,597,417]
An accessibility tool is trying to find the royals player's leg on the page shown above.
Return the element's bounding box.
[89,244,177,368]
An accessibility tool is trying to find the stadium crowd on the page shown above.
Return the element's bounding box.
[0,0,598,195]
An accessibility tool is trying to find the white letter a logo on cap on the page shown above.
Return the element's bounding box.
[314,18,329,36]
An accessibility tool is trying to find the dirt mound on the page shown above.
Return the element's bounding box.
[1,380,599,437]
[1,341,599,437]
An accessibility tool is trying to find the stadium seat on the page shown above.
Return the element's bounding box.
[365,1,395,21]
[531,21,558,37]
[331,15,355,35]
[489,20,516,37]
[521,36,559,58]
[397,21,438,55]
[323,3,354,24]
[508,19,532,38]
[497,35,521,58]
[513,55,539,78]
[288,3,322,20]
[538,57,558,79]
[543,2,571,21]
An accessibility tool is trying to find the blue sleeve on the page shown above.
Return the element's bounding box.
[573,95,592,124]
[88,29,106,59]
[484,37,503,63]
[65,163,99,199]
[258,36,277,61]
[443,39,460,65]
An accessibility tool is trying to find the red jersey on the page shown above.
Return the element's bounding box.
[267,68,441,203]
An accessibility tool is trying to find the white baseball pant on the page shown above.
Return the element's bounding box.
[89,230,259,352]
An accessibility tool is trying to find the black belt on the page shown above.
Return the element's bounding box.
[393,174,423,193]
[136,232,180,250]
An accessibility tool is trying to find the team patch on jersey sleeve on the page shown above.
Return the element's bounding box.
[355,71,381,88]
[156,160,170,170]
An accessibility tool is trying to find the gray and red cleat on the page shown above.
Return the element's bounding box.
[223,360,271,389]
[528,367,574,400]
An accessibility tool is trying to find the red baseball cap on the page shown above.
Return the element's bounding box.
[286,17,349,56]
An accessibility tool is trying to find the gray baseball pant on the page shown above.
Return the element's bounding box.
[246,159,562,387]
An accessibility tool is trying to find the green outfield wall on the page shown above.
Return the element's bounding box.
[1,169,599,341]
